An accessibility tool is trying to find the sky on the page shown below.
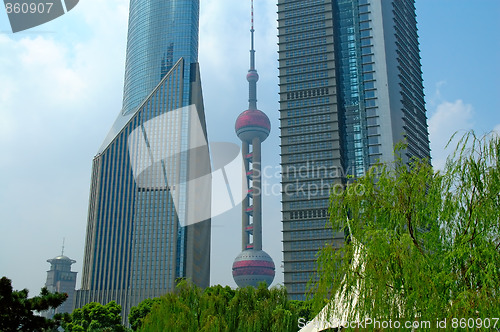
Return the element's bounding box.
[0,0,499,296]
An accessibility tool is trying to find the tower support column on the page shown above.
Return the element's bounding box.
[252,137,262,251]
[242,142,250,250]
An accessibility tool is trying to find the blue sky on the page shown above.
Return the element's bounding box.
[0,0,498,296]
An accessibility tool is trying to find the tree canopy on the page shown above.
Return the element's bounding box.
[61,301,125,332]
[312,132,500,328]
[0,276,67,332]
[134,281,314,332]
[128,298,161,331]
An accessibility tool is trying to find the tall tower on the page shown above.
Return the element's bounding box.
[278,0,431,299]
[232,0,276,288]
[43,243,77,318]
[76,0,211,320]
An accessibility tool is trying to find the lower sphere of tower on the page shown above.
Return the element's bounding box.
[235,109,271,143]
[232,249,275,288]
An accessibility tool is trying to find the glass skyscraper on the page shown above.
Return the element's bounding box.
[278,0,430,300]
[76,0,210,319]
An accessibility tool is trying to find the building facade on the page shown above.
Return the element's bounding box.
[278,0,430,299]
[76,0,210,319]
[43,254,77,318]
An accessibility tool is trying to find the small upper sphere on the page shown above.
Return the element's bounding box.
[235,109,271,143]
[246,70,259,83]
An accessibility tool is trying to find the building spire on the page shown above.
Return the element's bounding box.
[247,0,259,110]
[61,237,65,256]
[250,0,255,70]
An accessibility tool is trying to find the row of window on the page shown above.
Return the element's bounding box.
[287,97,330,109]
[285,105,330,118]
[286,70,328,83]
[283,19,327,35]
[284,14,326,27]
[285,62,328,75]
[281,159,336,170]
[290,261,317,271]
[289,198,329,209]
[283,5,324,19]
[284,167,341,182]
[287,140,331,153]
[284,54,328,68]
[285,180,332,194]
[287,283,307,293]
[282,0,324,12]
[287,150,333,162]
[286,112,330,126]
[288,229,332,241]
[288,208,329,219]
[288,250,318,261]
[289,239,328,251]
[287,131,332,144]
[285,78,329,92]
[287,87,330,100]
[285,45,327,58]
[286,219,328,230]
[284,29,326,43]
[285,36,327,51]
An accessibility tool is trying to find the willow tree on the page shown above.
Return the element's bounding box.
[136,281,312,332]
[312,132,500,328]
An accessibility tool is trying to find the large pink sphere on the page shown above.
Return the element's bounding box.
[235,109,271,143]
[232,249,275,288]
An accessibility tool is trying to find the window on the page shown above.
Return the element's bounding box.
[368,127,379,135]
[365,90,376,98]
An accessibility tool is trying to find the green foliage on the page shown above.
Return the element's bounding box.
[128,298,161,331]
[312,132,500,328]
[62,301,125,332]
[135,281,313,332]
[0,276,68,332]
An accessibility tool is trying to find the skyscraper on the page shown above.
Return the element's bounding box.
[76,0,210,318]
[232,0,276,288]
[278,0,430,299]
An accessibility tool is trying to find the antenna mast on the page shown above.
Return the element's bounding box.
[248,0,259,110]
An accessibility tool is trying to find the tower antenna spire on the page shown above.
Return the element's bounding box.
[247,0,258,110]
[61,237,65,256]
[250,0,255,70]
[251,0,254,31]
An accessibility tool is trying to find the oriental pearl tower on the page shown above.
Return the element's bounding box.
[232,0,275,288]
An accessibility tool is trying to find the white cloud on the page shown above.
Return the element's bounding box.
[428,99,474,170]
[0,2,128,293]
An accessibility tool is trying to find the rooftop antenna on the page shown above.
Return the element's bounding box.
[61,237,65,256]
